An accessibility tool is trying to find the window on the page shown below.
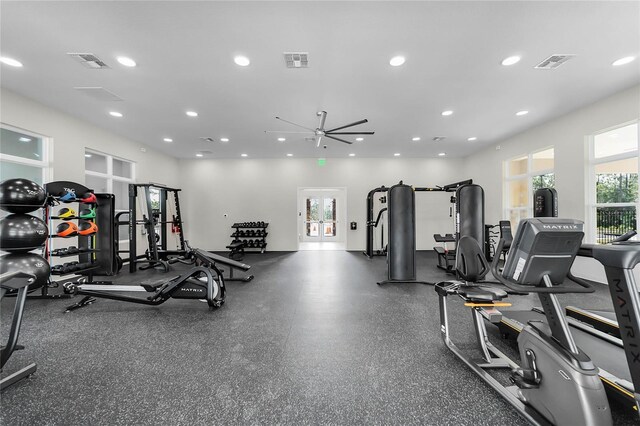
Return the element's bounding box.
[504,147,555,227]
[588,122,638,243]
[84,149,135,240]
[0,125,51,185]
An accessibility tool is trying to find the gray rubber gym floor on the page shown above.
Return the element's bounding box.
[1,251,637,425]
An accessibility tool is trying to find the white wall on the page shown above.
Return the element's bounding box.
[1,88,180,188]
[463,84,640,282]
[178,157,466,251]
[463,84,639,228]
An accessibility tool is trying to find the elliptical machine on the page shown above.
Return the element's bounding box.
[434,218,612,425]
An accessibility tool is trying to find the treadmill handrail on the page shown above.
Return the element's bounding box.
[491,239,595,294]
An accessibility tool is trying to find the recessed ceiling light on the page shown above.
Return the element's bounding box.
[355,137,364,142]
[220,138,229,142]
[278,137,286,142]
[0,56,23,67]
[349,153,356,157]
[501,55,521,66]
[412,137,421,141]
[163,138,173,143]
[438,152,446,157]
[389,56,405,67]
[286,153,293,157]
[85,154,92,158]
[234,56,250,66]
[516,110,529,116]
[196,153,204,157]
[394,153,401,157]
[612,56,635,66]
[241,153,248,157]
[441,110,453,116]
[186,111,198,117]
[467,137,477,141]
[116,56,136,67]
[109,111,123,117]
[18,137,32,142]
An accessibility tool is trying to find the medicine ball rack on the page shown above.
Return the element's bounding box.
[228,222,269,256]
[32,181,116,299]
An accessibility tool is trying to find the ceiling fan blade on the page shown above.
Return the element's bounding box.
[264,130,314,134]
[325,119,368,133]
[275,116,315,132]
[317,111,327,130]
[326,131,375,135]
[324,134,353,145]
[316,135,322,148]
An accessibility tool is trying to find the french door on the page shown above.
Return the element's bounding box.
[301,194,339,242]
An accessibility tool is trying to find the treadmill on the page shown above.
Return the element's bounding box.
[494,237,640,415]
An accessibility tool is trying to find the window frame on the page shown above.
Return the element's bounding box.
[0,123,52,184]
[503,146,555,225]
[586,120,639,243]
[84,148,136,242]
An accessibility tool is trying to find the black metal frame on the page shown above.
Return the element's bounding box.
[128,184,185,272]
[1,271,38,390]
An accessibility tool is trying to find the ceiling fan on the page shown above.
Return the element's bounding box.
[266,111,374,147]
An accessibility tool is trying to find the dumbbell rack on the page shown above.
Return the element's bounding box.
[230,222,268,254]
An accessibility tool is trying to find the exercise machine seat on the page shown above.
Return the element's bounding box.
[456,236,489,282]
[458,285,508,302]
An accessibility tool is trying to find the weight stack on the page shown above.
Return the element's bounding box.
[387,183,416,281]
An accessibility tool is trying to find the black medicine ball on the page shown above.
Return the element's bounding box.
[0,214,48,252]
[0,252,50,291]
[0,178,46,214]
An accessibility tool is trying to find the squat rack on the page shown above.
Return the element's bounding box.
[127,183,185,272]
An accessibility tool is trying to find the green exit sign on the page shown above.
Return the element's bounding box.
[317,158,326,166]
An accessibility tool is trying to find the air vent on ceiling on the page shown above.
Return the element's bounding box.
[432,136,446,142]
[284,52,309,68]
[67,53,110,69]
[200,150,213,155]
[74,87,123,101]
[304,137,316,142]
[199,137,216,143]
[534,54,575,70]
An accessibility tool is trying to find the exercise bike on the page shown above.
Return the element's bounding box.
[1,271,38,390]
[63,242,250,312]
[435,218,611,426]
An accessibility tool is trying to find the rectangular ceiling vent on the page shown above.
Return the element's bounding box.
[67,53,110,69]
[534,54,575,70]
[74,87,123,101]
[304,137,316,142]
[284,52,309,68]
[432,136,446,142]
[199,137,216,143]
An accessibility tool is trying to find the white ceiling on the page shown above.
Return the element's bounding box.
[1,1,639,159]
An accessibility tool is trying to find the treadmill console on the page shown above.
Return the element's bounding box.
[502,218,584,286]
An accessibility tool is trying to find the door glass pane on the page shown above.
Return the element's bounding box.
[307,222,319,237]
[85,174,108,193]
[323,198,335,221]
[307,198,319,221]
[508,156,527,176]
[0,128,44,161]
[323,222,335,237]
[532,148,554,172]
[85,152,108,174]
[0,161,43,184]
[113,158,132,179]
[595,158,638,203]
[507,179,528,208]
[596,206,636,244]
[594,123,638,159]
